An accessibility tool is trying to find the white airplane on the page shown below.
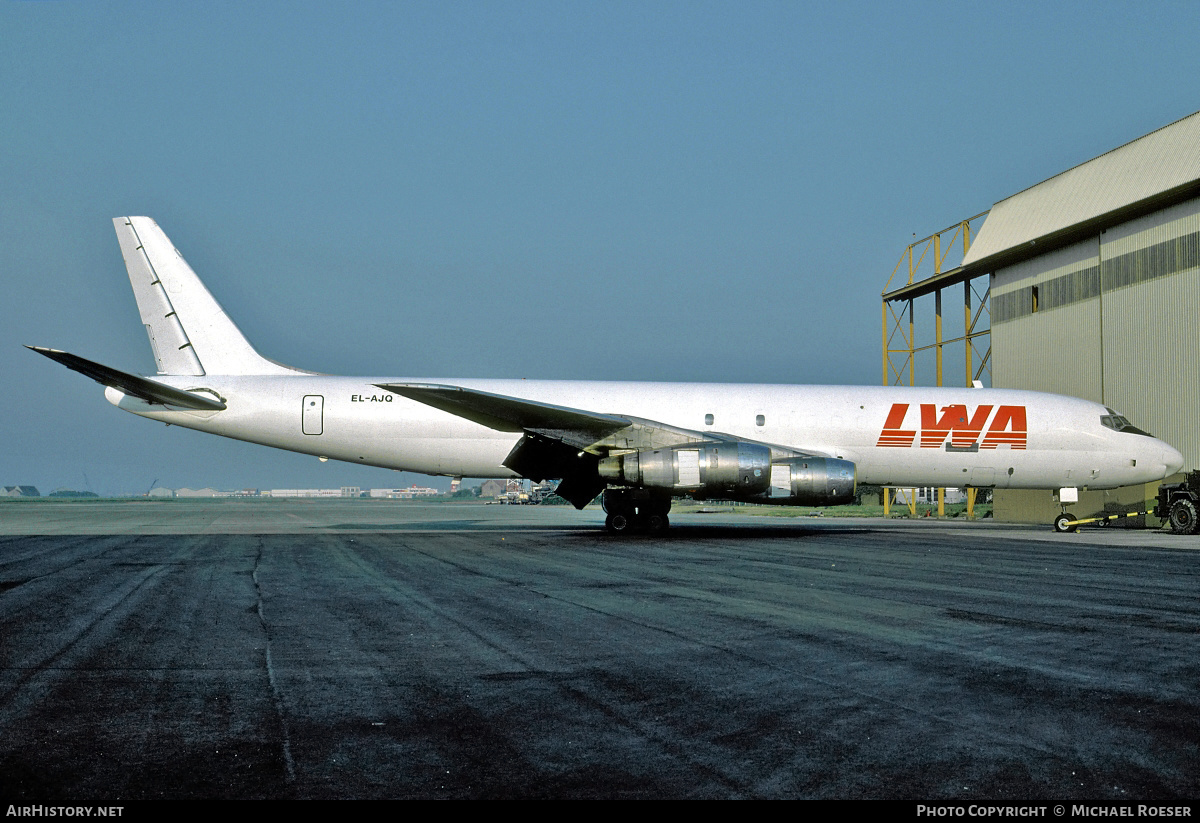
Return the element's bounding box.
[30,217,1185,533]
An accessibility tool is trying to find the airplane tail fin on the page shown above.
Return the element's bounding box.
[113,217,297,376]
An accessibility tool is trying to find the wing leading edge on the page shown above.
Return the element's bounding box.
[375,383,631,446]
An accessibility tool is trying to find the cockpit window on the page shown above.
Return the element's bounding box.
[1100,408,1153,437]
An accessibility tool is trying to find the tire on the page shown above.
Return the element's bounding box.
[1053,513,1078,533]
[605,512,632,534]
[1168,498,1199,535]
[645,513,669,534]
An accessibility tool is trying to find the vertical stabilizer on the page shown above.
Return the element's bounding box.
[114,217,296,375]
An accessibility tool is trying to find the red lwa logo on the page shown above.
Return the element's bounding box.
[876,404,1026,450]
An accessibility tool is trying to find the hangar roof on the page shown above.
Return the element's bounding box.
[961,110,1200,270]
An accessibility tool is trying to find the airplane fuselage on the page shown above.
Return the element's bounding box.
[108,376,1180,492]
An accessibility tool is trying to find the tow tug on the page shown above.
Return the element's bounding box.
[1051,470,1199,534]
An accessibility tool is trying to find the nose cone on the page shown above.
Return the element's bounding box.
[1161,442,1186,478]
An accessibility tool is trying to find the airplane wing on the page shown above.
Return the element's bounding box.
[27,346,227,411]
[375,383,632,447]
[376,382,823,508]
[376,381,824,455]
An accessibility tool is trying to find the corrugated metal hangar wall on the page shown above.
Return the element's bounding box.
[974,112,1200,523]
[991,197,1200,522]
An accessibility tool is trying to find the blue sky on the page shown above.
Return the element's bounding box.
[4,1,1200,495]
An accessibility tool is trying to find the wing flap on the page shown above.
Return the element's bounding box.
[502,433,605,508]
[27,347,227,411]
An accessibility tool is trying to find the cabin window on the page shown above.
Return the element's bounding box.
[755,414,765,427]
[704,413,714,426]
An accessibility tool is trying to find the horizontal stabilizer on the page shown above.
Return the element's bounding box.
[27,346,227,411]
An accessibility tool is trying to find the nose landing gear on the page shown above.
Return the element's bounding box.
[1053,512,1079,533]
[1053,487,1081,533]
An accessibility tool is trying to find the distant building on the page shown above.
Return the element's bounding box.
[893,487,966,505]
[175,488,222,498]
[3,486,40,497]
[480,479,506,498]
[266,488,367,498]
[368,486,439,499]
[147,487,175,498]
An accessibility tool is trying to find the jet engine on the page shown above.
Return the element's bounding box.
[772,456,856,505]
[597,442,855,506]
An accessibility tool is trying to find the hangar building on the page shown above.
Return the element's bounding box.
[888,110,1200,524]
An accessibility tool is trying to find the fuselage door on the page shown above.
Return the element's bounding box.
[302,395,324,435]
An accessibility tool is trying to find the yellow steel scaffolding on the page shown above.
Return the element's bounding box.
[881,213,991,519]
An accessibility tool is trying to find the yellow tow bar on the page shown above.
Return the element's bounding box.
[1061,510,1150,529]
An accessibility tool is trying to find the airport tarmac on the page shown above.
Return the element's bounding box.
[0,499,1197,799]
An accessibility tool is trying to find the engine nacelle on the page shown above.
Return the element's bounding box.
[598,441,772,497]
[598,443,857,507]
[767,456,856,506]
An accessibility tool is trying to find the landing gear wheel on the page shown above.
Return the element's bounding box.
[645,513,670,534]
[605,512,633,534]
[1168,498,1199,535]
[602,488,672,536]
[1054,513,1078,533]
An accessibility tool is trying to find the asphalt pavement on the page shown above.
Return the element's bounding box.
[0,500,1196,799]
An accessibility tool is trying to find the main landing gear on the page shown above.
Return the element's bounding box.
[602,488,672,535]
